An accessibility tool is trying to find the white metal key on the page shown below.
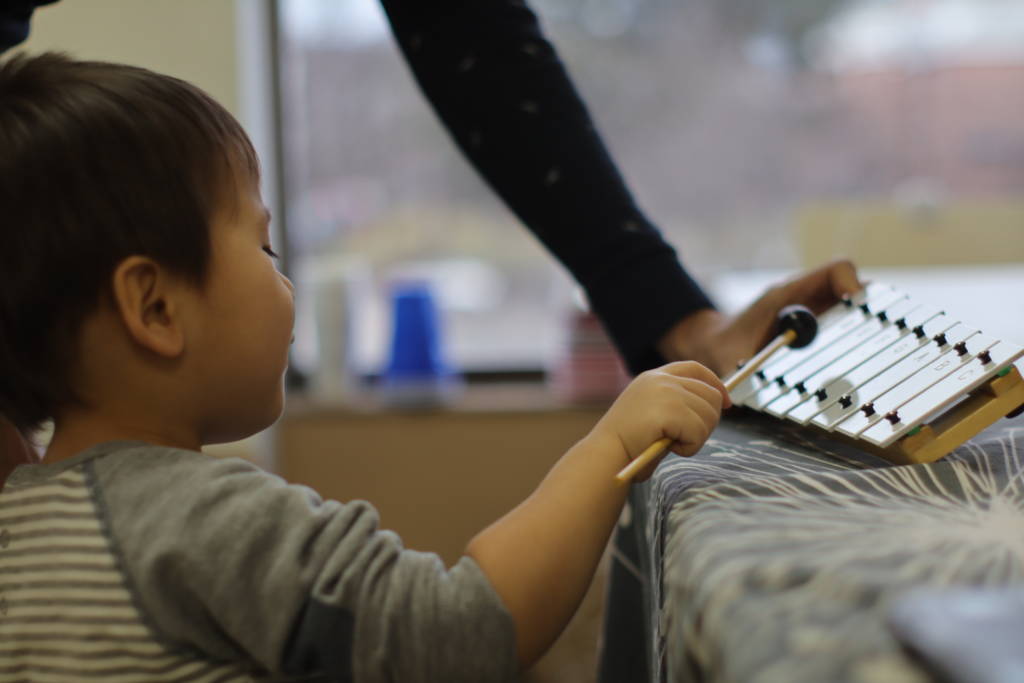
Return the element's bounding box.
[836,326,986,439]
[810,311,956,430]
[729,283,896,403]
[740,287,906,409]
[859,338,1024,447]
[765,299,920,419]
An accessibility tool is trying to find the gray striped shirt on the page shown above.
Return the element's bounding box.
[0,441,517,682]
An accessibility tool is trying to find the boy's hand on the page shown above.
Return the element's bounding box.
[589,361,730,481]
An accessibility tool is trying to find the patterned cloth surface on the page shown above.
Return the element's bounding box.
[631,411,1024,683]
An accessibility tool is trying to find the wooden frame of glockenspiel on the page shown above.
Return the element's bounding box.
[730,283,1024,466]
[826,365,1024,465]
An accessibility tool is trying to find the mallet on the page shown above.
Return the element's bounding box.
[614,305,818,483]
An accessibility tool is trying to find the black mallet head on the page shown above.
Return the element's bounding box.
[777,305,817,349]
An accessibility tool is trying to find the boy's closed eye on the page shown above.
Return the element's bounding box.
[260,207,278,259]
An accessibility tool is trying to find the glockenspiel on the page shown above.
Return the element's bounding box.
[730,282,1024,465]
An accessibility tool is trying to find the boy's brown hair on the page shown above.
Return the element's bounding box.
[0,52,259,436]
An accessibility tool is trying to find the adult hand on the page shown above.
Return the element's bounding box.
[656,259,863,377]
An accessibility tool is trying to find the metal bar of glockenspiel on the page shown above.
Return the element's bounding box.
[879,342,1023,445]
[786,304,943,425]
[835,326,987,440]
[740,288,907,409]
[858,334,1020,447]
[810,313,961,430]
[763,298,919,418]
[776,301,926,424]
[728,283,895,403]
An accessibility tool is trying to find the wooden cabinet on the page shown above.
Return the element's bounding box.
[276,386,607,566]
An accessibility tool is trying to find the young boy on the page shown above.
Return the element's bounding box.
[0,52,728,681]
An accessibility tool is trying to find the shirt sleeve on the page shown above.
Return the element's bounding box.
[0,1,61,53]
[88,448,518,683]
[378,0,715,373]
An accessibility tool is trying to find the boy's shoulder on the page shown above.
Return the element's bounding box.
[88,441,300,508]
[7,439,266,489]
[5,441,301,520]
[90,440,263,478]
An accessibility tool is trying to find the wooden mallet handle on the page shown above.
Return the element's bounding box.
[614,306,816,484]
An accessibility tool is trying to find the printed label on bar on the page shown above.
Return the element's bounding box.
[740,289,906,409]
[731,284,900,404]
[810,312,956,429]
[860,337,1021,447]
[772,302,923,422]
[836,328,988,439]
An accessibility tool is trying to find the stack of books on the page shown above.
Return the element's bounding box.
[548,310,630,404]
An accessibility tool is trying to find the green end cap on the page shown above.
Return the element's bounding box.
[907,426,922,437]
[997,367,1011,377]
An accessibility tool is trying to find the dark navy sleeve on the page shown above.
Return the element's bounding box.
[378,0,715,373]
[0,1,60,53]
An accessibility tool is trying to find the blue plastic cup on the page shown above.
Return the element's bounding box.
[381,282,459,404]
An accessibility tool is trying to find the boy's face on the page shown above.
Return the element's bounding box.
[188,176,295,444]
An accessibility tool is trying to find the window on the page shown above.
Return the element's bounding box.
[277,0,1024,384]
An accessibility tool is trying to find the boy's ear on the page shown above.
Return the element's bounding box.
[109,256,187,358]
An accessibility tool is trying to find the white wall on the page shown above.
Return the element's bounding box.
[21,0,241,115]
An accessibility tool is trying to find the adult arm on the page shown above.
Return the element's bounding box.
[0,1,59,53]
[379,0,714,374]
[379,2,864,375]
